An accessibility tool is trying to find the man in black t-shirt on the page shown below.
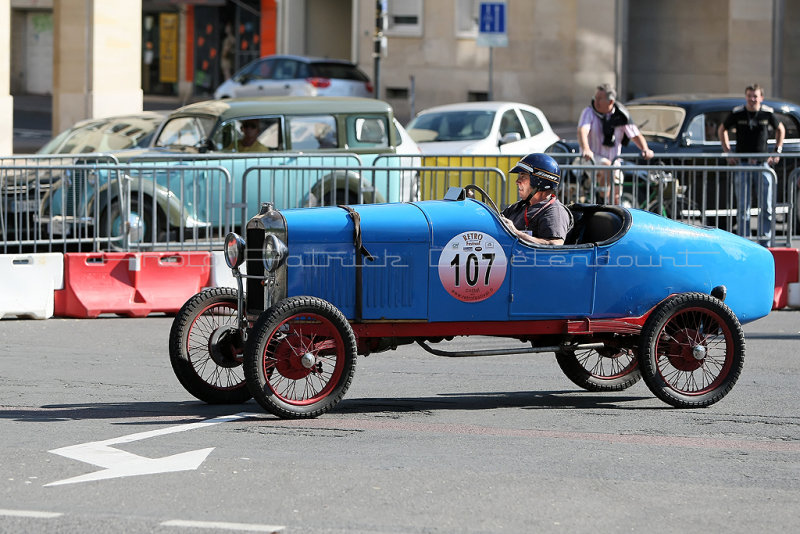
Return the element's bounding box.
[717,84,785,245]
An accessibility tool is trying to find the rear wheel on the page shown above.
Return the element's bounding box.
[555,345,641,391]
[244,296,357,419]
[639,293,744,408]
[168,288,251,404]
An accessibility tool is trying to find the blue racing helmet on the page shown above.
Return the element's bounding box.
[510,153,561,191]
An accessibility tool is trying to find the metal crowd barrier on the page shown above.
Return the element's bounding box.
[423,151,800,247]
[1,163,231,253]
[3,150,798,252]
[238,164,504,230]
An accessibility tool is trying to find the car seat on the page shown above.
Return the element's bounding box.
[565,205,626,245]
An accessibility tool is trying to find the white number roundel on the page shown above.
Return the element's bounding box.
[437,232,507,302]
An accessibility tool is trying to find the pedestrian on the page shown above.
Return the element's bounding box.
[577,83,654,203]
[220,24,236,80]
[717,84,785,245]
[500,153,574,245]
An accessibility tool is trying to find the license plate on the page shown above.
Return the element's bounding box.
[8,199,39,213]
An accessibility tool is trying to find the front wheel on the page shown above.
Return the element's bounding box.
[639,293,744,408]
[244,296,357,419]
[555,345,641,391]
[168,288,251,404]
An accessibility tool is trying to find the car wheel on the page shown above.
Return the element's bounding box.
[99,196,164,247]
[555,346,641,391]
[168,288,252,404]
[638,293,744,408]
[244,296,357,419]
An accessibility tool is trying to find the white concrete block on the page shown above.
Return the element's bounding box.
[0,253,64,319]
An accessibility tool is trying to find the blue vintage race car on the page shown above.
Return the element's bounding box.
[168,185,774,418]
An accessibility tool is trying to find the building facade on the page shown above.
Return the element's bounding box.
[1,0,798,154]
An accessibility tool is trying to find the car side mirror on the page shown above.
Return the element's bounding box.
[680,132,692,147]
[499,132,521,146]
[237,74,251,84]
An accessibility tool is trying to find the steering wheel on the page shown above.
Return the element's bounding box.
[463,184,500,214]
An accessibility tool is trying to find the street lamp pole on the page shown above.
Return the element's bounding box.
[373,1,385,99]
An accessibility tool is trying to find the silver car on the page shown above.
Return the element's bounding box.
[213,54,373,99]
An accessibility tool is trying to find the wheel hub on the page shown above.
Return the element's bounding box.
[208,326,244,368]
[666,328,705,371]
[300,352,316,369]
[274,333,317,380]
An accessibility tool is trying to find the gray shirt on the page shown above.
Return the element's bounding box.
[501,195,574,240]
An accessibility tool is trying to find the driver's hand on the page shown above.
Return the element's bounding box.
[500,215,516,231]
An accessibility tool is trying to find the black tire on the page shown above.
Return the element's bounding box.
[322,189,359,205]
[638,293,745,408]
[555,345,641,392]
[244,296,357,419]
[168,288,251,404]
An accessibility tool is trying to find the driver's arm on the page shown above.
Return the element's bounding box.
[501,216,564,246]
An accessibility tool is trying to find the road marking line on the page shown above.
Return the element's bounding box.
[0,509,62,518]
[46,412,264,486]
[162,519,284,532]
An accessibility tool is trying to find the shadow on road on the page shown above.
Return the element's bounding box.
[0,389,662,423]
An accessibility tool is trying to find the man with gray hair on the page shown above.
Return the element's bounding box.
[577,83,654,203]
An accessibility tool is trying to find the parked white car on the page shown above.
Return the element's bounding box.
[214,54,373,100]
[406,101,559,155]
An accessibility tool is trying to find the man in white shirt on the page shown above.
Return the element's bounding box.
[577,83,654,203]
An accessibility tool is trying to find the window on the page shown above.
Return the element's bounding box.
[272,59,299,80]
[213,117,282,152]
[499,110,524,136]
[154,116,216,149]
[348,116,389,148]
[241,58,275,80]
[520,109,544,137]
[288,115,338,150]
[456,0,479,38]
[386,0,423,37]
[776,113,800,140]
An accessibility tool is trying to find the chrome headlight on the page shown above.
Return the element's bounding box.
[224,232,246,269]
[262,234,288,272]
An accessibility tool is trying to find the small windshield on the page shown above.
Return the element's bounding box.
[407,110,495,142]
[628,105,686,141]
[154,116,217,149]
[38,115,164,154]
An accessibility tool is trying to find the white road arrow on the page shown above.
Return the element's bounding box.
[46,412,262,486]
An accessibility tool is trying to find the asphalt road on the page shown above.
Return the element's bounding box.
[1,310,798,533]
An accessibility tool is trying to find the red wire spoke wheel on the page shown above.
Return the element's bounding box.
[639,293,744,408]
[555,345,641,392]
[245,296,357,419]
[169,288,251,404]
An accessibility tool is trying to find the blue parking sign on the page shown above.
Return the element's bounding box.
[478,2,508,47]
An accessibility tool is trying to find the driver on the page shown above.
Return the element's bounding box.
[500,153,573,245]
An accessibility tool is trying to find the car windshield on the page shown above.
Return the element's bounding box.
[38,115,164,154]
[407,110,495,142]
[153,116,217,149]
[628,105,686,141]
